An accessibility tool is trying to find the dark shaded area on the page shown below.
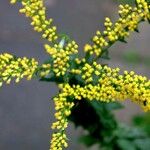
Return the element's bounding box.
[69,100,150,150]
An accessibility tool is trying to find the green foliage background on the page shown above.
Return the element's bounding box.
[68,100,150,150]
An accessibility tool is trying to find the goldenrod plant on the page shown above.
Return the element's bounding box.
[1,0,150,149]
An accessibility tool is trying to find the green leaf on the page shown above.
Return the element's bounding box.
[105,102,124,110]
[133,112,150,136]
[146,0,150,5]
[40,74,64,83]
[134,139,150,150]
[116,0,135,5]
[43,57,53,64]
[101,50,110,60]
[79,135,98,147]
[117,139,136,150]
[119,38,127,43]
[90,101,117,131]
[116,124,146,139]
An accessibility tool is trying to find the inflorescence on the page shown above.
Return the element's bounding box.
[0,53,38,86]
[0,0,149,149]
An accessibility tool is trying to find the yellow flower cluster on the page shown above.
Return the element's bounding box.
[11,0,58,42]
[45,41,78,77]
[7,0,150,150]
[81,62,101,83]
[50,65,150,150]
[84,0,150,57]
[10,0,17,4]
[39,63,51,77]
[59,65,150,111]
[0,53,38,86]
[136,0,150,20]
[50,93,74,150]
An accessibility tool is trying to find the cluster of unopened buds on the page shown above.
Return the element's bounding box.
[0,0,150,149]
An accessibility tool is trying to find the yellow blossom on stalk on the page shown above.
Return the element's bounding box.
[59,65,150,111]
[39,63,51,77]
[84,0,150,57]
[12,0,58,42]
[50,93,74,150]
[0,53,38,86]
[10,0,17,4]
[45,40,78,77]
[81,62,102,83]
